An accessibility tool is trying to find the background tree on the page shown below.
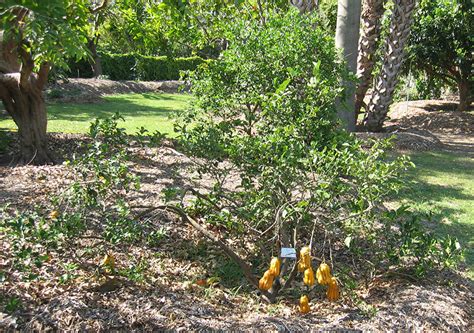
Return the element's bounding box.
[0,1,91,164]
[363,0,416,132]
[407,0,473,111]
[86,0,109,77]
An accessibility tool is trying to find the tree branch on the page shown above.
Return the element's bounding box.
[36,62,50,90]
[91,0,109,13]
[18,47,33,90]
[134,205,263,289]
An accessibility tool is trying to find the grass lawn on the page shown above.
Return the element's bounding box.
[396,151,474,278]
[0,93,193,136]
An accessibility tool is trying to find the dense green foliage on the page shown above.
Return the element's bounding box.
[175,10,461,278]
[108,54,206,81]
[67,53,206,80]
[97,0,289,58]
[407,0,473,107]
[0,0,90,70]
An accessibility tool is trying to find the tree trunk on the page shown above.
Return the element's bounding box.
[1,6,54,165]
[363,0,416,132]
[0,75,54,164]
[88,38,103,78]
[335,0,362,132]
[457,79,471,111]
[290,0,319,13]
[355,0,386,118]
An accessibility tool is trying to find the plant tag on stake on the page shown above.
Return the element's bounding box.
[280,247,297,259]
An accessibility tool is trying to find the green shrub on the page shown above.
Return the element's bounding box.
[101,53,137,80]
[134,54,207,81]
[0,114,148,280]
[69,53,207,81]
[175,9,461,281]
[66,58,94,78]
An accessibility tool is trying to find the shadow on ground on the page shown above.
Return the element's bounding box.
[396,151,474,270]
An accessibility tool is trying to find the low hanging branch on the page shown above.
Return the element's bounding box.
[134,204,298,303]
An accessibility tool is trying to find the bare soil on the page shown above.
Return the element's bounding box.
[1,86,473,331]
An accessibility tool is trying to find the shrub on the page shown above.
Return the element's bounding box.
[101,53,137,80]
[0,114,151,280]
[135,55,207,81]
[174,9,461,295]
[69,53,207,81]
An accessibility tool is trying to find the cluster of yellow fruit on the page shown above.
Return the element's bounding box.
[101,253,115,270]
[258,246,340,315]
[49,210,59,219]
[258,257,281,290]
[297,246,340,313]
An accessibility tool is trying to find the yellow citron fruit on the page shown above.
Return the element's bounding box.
[316,262,332,285]
[259,270,275,291]
[101,253,115,269]
[49,210,59,219]
[269,257,281,276]
[303,267,315,286]
[297,246,312,272]
[299,295,310,314]
[326,277,340,301]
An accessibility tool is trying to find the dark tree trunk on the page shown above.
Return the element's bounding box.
[0,75,54,164]
[88,39,102,78]
[1,6,54,165]
[457,80,471,111]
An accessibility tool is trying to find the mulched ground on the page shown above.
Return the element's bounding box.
[1,82,473,331]
[46,78,185,103]
[1,143,472,332]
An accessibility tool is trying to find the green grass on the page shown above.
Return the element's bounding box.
[0,93,191,135]
[397,151,474,277]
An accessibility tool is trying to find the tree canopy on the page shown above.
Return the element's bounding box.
[407,0,473,110]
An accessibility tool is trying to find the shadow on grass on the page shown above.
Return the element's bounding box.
[46,93,190,123]
[396,151,474,271]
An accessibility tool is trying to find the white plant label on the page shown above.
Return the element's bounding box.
[280,247,297,259]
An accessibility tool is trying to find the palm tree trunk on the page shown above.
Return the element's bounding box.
[355,0,386,118]
[363,0,416,132]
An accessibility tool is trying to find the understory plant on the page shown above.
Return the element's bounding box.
[0,114,161,281]
[174,10,461,302]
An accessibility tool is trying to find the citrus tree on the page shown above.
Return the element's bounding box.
[407,0,473,111]
[0,0,94,164]
[172,10,459,303]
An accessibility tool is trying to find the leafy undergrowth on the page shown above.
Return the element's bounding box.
[0,123,472,331]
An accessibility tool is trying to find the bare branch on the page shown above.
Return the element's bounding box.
[134,205,262,288]
[91,0,109,13]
